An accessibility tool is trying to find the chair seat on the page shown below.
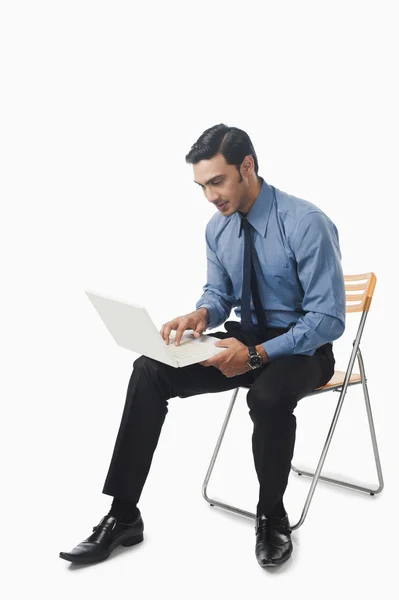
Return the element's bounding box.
[242,370,362,390]
[315,370,362,390]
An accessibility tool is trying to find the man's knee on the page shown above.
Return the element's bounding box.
[132,355,170,384]
[133,355,148,369]
[133,355,163,371]
[246,385,297,413]
[131,355,171,405]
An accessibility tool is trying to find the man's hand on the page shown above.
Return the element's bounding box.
[200,339,269,377]
[160,308,209,346]
[199,338,253,378]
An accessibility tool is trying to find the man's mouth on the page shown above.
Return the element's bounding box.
[217,201,228,210]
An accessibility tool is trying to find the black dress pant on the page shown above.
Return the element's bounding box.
[102,321,335,516]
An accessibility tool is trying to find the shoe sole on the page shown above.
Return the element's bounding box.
[59,533,144,565]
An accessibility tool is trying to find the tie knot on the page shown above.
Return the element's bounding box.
[241,217,252,233]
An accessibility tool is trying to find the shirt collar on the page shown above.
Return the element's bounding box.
[237,177,274,238]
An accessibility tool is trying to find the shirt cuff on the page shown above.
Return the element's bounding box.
[262,334,294,362]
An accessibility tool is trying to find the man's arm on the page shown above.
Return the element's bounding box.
[195,221,238,329]
[260,211,346,361]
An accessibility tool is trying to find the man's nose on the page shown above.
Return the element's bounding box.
[206,189,221,203]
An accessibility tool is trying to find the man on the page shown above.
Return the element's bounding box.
[59,124,346,568]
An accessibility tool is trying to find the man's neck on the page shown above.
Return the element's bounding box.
[239,176,263,217]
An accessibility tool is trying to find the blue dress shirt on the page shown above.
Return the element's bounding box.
[195,177,346,361]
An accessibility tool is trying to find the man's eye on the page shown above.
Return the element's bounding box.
[213,181,221,186]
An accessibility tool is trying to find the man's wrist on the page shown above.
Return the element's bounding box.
[197,307,209,324]
[255,344,269,365]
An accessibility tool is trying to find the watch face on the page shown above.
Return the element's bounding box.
[248,355,263,369]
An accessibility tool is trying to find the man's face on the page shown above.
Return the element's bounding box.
[193,153,249,216]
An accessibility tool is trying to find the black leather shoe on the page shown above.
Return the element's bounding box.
[59,511,144,565]
[255,513,293,568]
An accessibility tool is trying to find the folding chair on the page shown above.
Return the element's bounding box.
[202,272,384,530]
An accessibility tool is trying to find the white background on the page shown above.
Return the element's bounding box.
[1,0,398,597]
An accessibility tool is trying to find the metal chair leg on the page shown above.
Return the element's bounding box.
[202,387,256,521]
[291,347,384,498]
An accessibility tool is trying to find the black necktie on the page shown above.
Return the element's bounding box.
[240,217,268,344]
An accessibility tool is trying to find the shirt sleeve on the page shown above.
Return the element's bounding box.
[262,211,346,361]
[196,221,238,329]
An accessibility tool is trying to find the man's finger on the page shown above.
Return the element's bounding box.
[194,323,205,337]
[163,323,175,344]
[216,337,233,345]
[175,324,188,345]
[200,359,211,366]
[162,325,170,344]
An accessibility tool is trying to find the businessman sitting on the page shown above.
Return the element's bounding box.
[60,123,345,568]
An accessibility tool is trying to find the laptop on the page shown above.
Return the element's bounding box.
[84,290,227,368]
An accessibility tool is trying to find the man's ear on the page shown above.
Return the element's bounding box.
[241,155,254,176]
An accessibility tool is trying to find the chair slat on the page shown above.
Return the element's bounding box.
[346,293,365,302]
[344,283,367,291]
[344,272,376,312]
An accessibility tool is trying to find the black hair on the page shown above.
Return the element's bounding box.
[185,123,259,175]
